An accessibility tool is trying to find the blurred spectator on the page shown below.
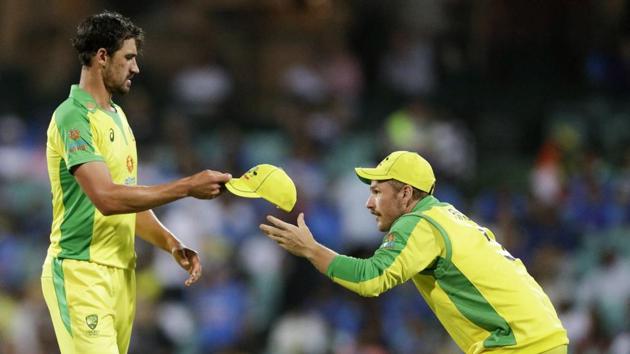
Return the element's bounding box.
[238,234,285,333]
[380,30,435,97]
[282,56,328,106]
[383,97,474,179]
[172,51,233,120]
[563,153,622,231]
[332,170,381,249]
[193,266,248,353]
[530,140,566,207]
[266,308,329,354]
[609,300,630,354]
[154,198,225,289]
[576,248,630,336]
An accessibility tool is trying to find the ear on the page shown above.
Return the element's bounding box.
[94,48,109,67]
[402,185,414,207]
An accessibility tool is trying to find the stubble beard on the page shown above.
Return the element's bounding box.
[107,79,130,95]
[103,69,131,96]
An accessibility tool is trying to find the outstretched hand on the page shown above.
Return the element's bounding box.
[171,246,202,286]
[260,213,337,274]
[259,213,316,258]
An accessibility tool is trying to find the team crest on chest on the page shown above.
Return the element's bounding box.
[127,155,134,173]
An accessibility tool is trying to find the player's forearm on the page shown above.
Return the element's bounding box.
[94,177,192,215]
[135,210,181,252]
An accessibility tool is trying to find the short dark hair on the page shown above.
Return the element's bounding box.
[388,180,428,201]
[72,11,144,66]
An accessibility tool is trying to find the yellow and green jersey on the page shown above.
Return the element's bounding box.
[46,85,138,269]
[326,196,568,353]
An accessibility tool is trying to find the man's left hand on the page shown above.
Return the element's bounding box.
[171,246,202,286]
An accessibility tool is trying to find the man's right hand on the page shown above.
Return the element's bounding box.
[187,170,232,199]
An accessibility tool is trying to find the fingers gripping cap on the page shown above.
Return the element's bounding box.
[354,151,436,193]
[225,164,297,212]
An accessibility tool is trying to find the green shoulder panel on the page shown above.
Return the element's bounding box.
[54,98,102,169]
[390,213,423,241]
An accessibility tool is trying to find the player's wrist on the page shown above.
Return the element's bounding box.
[178,176,193,197]
[303,241,321,262]
[305,243,335,274]
[166,237,183,254]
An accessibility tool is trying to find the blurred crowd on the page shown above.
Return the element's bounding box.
[1,1,630,353]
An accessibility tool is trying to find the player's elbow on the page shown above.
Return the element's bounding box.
[90,191,122,216]
[97,205,116,216]
[93,200,116,216]
[353,284,385,298]
[358,289,382,298]
[355,276,403,297]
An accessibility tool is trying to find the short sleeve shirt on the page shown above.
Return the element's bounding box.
[46,85,138,269]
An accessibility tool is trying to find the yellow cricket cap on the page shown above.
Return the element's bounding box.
[355,151,436,193]
[225,164,297,212]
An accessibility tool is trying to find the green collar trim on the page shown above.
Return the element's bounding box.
[69,85,127,144]
[411,195,440,213]
[69,85,115,112]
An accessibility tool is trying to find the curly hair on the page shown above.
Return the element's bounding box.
[72,11,144,66]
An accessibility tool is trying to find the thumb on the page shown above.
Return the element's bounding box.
[297,212,306,227]
[174,248,190,266]
[181,255,190,266]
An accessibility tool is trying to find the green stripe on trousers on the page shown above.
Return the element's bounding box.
[52,258,72,336]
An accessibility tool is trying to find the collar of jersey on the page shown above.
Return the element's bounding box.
[69,85,115,112]
[411,195,440,214]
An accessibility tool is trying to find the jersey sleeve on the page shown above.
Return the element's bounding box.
[53,105,104,170]
[325,215,441,297]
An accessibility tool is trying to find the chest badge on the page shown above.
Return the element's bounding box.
[126,155,134,173]
[109,128,115,142]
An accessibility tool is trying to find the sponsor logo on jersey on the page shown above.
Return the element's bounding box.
[380,233,396,249]
[126,155,134,173]
[124,176,137,185]
[68,144,88,153]
[69,129,80,141]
